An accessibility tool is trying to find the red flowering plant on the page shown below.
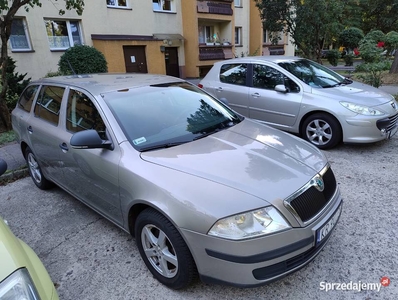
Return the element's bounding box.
[377,41,385,48]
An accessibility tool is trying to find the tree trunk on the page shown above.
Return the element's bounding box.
[390,51,398,73]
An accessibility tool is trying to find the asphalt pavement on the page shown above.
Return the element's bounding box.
[1,133,397,299]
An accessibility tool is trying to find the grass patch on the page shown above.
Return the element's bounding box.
[0,130,17,146]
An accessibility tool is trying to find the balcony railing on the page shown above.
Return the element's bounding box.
[197,1,233,15]
[199,45,234,61]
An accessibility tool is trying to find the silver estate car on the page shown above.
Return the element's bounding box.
[199,56,398,149]
[12,74,342,289]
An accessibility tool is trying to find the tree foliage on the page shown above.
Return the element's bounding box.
[58,45,108,75]
[338,27,364,50]
[0,0,85,131]
[255,0,345,61]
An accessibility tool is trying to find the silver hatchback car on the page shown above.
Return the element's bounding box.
[12,74,342,289]
[199,56,398,149]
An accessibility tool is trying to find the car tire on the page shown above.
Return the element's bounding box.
[135,208,198,289]
[301,113,342,149]
[25,147,54,190]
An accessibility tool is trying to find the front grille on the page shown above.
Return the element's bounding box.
[289,167,337,223]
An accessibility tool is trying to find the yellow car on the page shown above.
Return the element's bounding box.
[0,159,58,299]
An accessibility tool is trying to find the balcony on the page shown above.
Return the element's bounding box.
[199,44,234,61]
[197,1,233,15]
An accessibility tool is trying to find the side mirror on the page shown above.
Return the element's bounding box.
[0,158,7,176]
[70,130,113,150]
[275,84,290,93]
[218,97,229,106]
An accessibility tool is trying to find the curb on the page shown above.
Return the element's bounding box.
[0,167,29,185]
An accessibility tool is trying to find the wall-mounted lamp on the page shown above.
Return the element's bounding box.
[160,45,166,52]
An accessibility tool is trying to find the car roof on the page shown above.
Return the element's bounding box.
[33,73,184,95]
[214,55,306,65]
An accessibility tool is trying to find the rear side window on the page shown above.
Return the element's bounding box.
[34,86,64,125]
[66,89,106,138]
[220,64,247,86]
[18,85,39,112]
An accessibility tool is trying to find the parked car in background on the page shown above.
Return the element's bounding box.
[12,74,342,289]
[0,158,59,300]
[199,56,398,149]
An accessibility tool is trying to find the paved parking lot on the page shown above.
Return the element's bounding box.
[1,134,398,299]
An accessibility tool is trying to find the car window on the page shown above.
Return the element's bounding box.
[18,85,39,112]
[34,86,64,125]
[220,64,247,86]
[253,64,286,90]
[104,82,241,151]
[66,89,106,139]
[278,59,344,88]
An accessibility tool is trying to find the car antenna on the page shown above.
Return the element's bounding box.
[66,58,77,76]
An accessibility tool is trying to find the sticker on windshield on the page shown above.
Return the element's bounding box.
[133,137,147,145]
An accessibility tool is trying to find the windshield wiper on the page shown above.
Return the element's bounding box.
[325,77,353,88]
[193,120,236,141]
[140,141,188,152]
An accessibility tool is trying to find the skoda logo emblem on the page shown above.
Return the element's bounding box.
[314,176,325,192]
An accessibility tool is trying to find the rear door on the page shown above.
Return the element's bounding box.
[28,85,66,181]
[248,63,303,128]
[210,63,249,116]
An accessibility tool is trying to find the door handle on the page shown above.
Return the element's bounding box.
[27,126,33,134]
[215,87,223,91]
[59,142,69,152]
[251,93,260,98]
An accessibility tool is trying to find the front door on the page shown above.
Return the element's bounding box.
[165,47,180,77]
[123,46,148,73]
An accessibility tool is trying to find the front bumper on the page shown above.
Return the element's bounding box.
[342,112,398,143]
[181,192,343,287]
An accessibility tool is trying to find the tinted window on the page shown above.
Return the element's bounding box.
[220,64,247,86]
[18,85,39,112]
[34,86,64,125]
[66,89,106,138]
[253,64,300,92]
[253,64,284,90]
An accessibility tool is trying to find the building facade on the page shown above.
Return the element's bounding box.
[8,0,294,80]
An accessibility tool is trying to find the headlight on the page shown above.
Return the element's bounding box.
[0,268,40,300]
[340,101,384,116]
[208,207,290,240]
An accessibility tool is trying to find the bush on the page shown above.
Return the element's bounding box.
[58,45,108,75]
[325,49,340,66]
[358,39,383,63]
[343,53,354,66]
[1,57,31,111]
[355,60,391,88]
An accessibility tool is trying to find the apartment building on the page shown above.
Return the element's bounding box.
[9,0,294,80]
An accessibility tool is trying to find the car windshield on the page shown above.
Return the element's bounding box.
[104,82,241,151]
[278,59,351,88]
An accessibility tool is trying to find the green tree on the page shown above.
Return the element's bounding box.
[254,0,345,62]
[0,0,85,131]
[338,27,364,50]
[361,0,398,34]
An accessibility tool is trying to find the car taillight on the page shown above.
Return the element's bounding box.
[198,83,203,88]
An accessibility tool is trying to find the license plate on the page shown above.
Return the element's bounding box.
[316,204,342,246]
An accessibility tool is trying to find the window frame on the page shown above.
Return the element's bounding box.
[234,0,242,7]
[152,0,174,12]
[44,19,84,51]
[10,18,32,52]
[263,29,285,45]
[235,27,242,46]
[106,0,129,9]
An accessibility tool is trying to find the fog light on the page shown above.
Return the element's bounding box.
[381,128,387,136]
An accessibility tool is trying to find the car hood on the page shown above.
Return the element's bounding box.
[312,81,393,106]
[141,119,327,203]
